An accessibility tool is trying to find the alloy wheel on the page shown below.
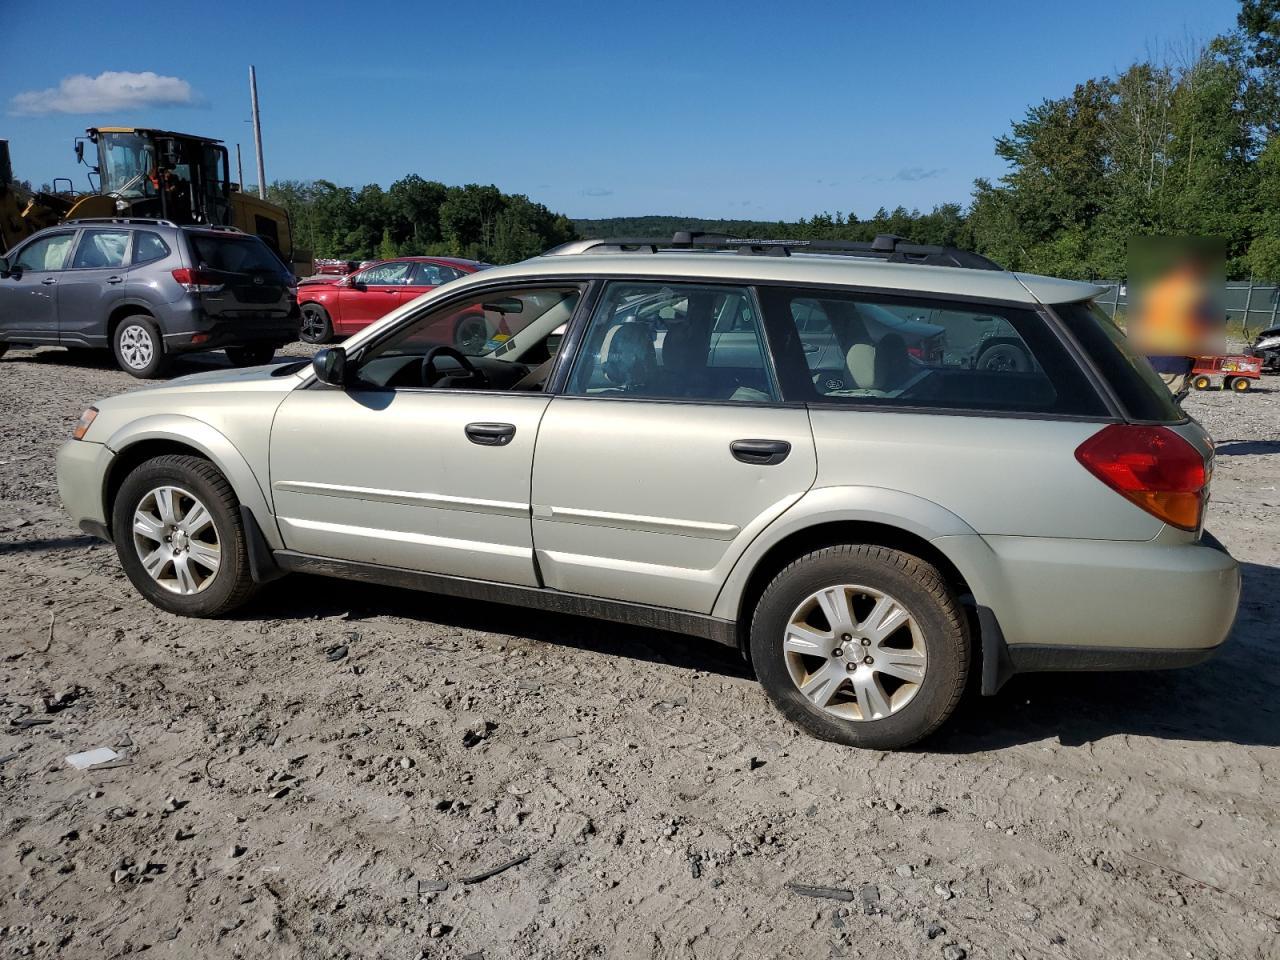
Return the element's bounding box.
[119,324,155,370]
[783,584,927,721]
[131,485,221,595]
[300,306,327,343]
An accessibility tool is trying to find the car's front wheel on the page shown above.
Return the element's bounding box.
[112,316,170,378]
[750,544,969,749]
[111,454,258,617]
[299,304,333,344]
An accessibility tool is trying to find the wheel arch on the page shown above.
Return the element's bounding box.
[712,488,992,654]
[101,416,281,549]
[106,303,157,341]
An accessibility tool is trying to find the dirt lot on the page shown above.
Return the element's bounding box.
[1,345,1277,960]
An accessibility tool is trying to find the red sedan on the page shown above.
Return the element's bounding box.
[297,256,490,344]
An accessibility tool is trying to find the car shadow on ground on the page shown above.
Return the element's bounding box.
[236,573,755,680]
[1214,439,1280,456]
[234,560,1277,750]
[2,346,246,376]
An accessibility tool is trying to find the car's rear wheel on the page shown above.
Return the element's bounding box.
[300,304,333,344]
[113,315,170,379]
[749,544,969,749]
[226,344,276,367]
[111,454,257,617]
[1231,376,1251,392]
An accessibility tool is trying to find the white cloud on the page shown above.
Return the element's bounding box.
[9,71,194,116]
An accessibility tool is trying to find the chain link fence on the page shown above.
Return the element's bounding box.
[1094,281,1280,341]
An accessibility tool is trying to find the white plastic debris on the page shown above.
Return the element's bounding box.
[65,747,120,770]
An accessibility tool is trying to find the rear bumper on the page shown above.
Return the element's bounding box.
[162,302,301,353]
[937,530,1241,692]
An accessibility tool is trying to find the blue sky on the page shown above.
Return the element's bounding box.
[2,0,1243,221]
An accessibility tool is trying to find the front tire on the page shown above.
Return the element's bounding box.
[112,315,170,378]
[111,455,257,617]
[1192,375,1213,391]
[749,544,969,750]
[299,304,333,344]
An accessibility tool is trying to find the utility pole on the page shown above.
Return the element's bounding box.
[235,143,244,190]
[249,65,266,200]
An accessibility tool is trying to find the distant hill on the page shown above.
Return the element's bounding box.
[572,216,795,239]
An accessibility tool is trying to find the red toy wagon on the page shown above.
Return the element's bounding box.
[1190,354,1263,392]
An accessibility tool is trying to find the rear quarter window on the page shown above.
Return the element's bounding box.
[1051,300,1183,423]
[758,286,1110,418]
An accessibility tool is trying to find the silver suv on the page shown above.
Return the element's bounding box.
[55,234,1241,749]
[0,218,300,377]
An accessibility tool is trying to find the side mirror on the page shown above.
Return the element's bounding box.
[0,257,10,279]
[312,346,348,386]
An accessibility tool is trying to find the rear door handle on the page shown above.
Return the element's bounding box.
[730,439,791,465]
[106,275,124,284]
[40,277,57,285]
[465,422,516,446]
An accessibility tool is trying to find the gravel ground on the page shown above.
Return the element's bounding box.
[1,345,1277,960]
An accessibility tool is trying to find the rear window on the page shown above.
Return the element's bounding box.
[1052,300,1183,423]
[187,233,285,274]
[758,286,1110,417]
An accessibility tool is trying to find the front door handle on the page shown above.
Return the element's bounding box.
[730,439,792,465]
[465,422,516,446]
[106,275,124,284]
[40,277,57,285]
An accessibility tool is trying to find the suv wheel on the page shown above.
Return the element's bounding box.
[111,454,258,617]
[750,545,969,749]
[976,339,1030,372]
[113,316,170,378]
[226,344,276,367]
[300,304,333,344]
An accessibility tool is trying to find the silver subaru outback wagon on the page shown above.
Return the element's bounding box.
[56,234,1241,749]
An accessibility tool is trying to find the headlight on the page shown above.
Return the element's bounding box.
[72,407,98,441]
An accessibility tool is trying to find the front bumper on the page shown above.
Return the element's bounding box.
[56,439,113,539]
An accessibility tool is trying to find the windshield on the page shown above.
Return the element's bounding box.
[97,132,157,198]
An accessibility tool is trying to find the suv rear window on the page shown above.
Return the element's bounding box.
[1051,300,1183,423]
[186,233,285,274]
[759,286,1109,417]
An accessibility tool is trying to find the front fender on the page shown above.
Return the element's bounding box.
[104,414,283,549]
[709,485,997,621]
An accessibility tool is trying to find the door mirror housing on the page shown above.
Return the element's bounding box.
[312,346,348,386]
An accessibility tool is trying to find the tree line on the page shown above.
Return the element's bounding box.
[255,1,1280,280]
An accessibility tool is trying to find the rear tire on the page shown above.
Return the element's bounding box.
[0,343,8,359]
[1192,375,1212,391]
[111,454,257,617]
[226,344,276,367]
[976,339,1031,373]
[299,304,333,344]
[1232,376,1251,392]
[112,315,170,379]
[749,544,969,749]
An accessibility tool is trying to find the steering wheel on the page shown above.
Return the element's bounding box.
[420,344,487,389]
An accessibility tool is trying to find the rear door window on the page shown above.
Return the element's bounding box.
[758,286,1109,417]
[412,262,463,285]
[70,229,130,269]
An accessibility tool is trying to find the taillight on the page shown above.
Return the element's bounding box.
[171,268,225,293]
[1075,424,1207,531]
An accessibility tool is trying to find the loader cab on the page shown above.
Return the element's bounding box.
[87,128,232,227]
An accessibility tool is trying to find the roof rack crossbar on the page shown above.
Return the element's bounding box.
[544,233,1003,271]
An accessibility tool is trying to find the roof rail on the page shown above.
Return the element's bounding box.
[199,224,245,234]
[544,232,1003,271]
[64,217,178,228]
